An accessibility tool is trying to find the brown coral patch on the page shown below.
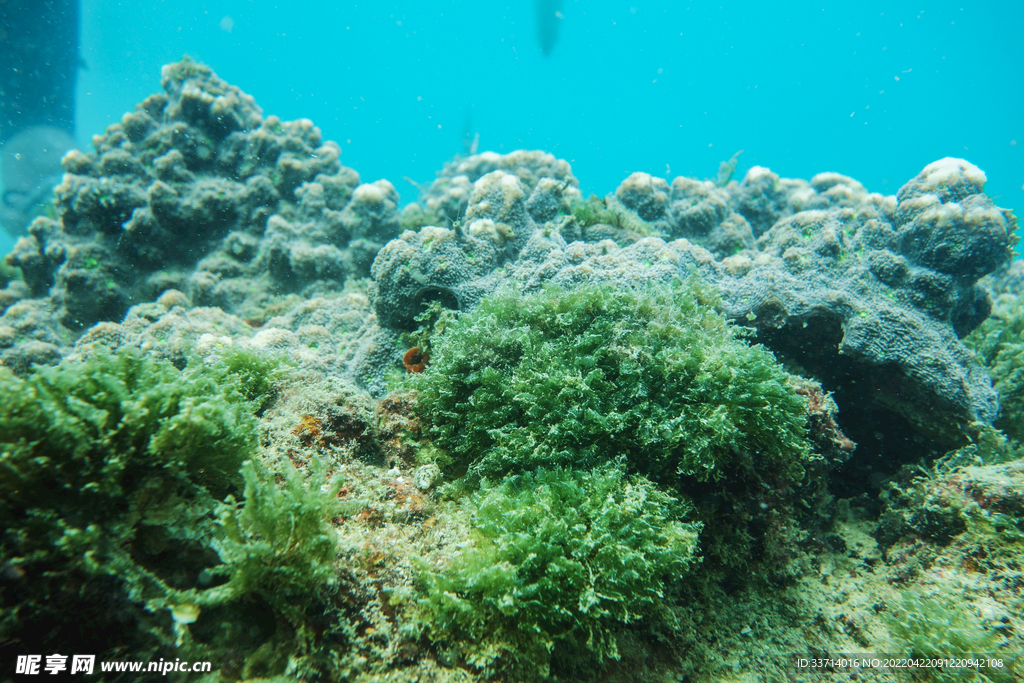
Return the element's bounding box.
[292,414,326,446]
[385,478,427,520]
[291,403,377,460]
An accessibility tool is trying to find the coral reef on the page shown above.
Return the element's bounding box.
[404,149,580,228]
[372,156,1018,489]
[613,171,756,257]
[369,224,504,331]
[1,53,1023,683]
[1,56,398,350]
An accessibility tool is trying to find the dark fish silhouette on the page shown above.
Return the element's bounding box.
[535,0,563,56]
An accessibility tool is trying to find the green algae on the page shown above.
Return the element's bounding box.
[206,344,286,413]
[396,279,821,679]
[965,293,1024,442]
[885,588,1016,682]
[569,194,660,236]
[408,279,810,484]
[415,462,701,681]
[0,347,349,679]
[715,150,744,187]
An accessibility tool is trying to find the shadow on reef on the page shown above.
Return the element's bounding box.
[756,313,949,503]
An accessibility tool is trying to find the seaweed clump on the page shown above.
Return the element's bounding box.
[0,348,349,678]
[408,279,811,484]
[569,194,659,239]
[416,463,700,680]
[403,279,818,679]
[206,344,286,412]
[884,588,1016,683]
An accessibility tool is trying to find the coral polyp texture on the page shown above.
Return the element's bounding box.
[2,56,396,359]
[2,56,1024,682]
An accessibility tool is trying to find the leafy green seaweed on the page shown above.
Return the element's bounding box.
[0,347,348,679]
[415,462,700,680]
[885,588,1015,682]
[408,279,810,484]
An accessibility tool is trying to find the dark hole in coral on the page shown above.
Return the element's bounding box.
[754,313,947,505]
[673,462,787,577]
[411,285,460,323]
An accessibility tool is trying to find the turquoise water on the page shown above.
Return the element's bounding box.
[2,0,1022,253]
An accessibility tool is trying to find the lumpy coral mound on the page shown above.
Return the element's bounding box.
[3,55,398,347]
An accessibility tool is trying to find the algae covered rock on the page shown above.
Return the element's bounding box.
[405,278,823,581]
[0,346,379,679]
[373,156,1016,479]
[895,157,1017,278]
[369,225,502,330]
[410,149,581,227]
[400,280,829,679]
[966,271,1024,442]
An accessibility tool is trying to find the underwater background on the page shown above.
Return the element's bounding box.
[2,1,1024,682]
[3,0,1023,253]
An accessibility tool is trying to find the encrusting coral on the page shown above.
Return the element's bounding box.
[0,56,399,369]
